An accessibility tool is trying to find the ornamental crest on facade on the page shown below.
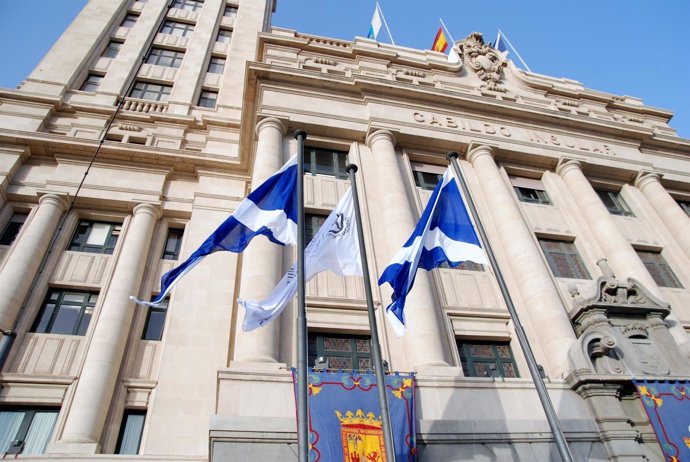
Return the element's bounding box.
[457,32,506,92]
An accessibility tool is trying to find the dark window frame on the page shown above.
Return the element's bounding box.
[223,5,238,19]
[457,339,519,378]
[304,147,348,179]
[596,189,634,217]
[160,20,195,37]
[80,74,103,92]
[0,213,28,246]
[308,332,372,371]
[142,298,168,341]
[539,238,591,279]
[130,81,172,102]
[115,409,146,454]
[216,28,232,43]
[304,213,327,246]
[678,200,690,217]
[207,56,225,74]
[637,250,683,288]
[31,290,98,336]
[413,170,442,191]
[172,0,203,12]
[162,228,184,260]
[0,407,59,455]
[197,90,218,108]
[102,40,123,58]
[513,186,551,205]
[121,13,139,28]
[146,48,185,68]
[68,220,121,254]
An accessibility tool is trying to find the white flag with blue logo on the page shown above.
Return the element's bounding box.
[378,168,487,336]
[131,156,298,307]
[239,188,361,331]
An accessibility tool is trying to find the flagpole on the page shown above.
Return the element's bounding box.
[294,129,309,462]
[376,2,396,45]
[446,152,574,462]
[438,18,455,45]
[497,28,531,72]
[346,164,397,462]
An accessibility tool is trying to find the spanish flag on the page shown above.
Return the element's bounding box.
[431,26,448,53]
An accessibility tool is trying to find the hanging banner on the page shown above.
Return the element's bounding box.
[293,370,417,462]
[634,380,690,461]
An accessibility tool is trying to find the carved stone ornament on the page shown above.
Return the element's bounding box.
[457,32,506,92]
[565,260,687,380]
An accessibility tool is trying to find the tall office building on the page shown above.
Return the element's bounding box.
[1,1,689,460]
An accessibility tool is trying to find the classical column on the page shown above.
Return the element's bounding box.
[557,160,690,350]
[233,117,286,363]
[54,203,160,452]
[468,145,576,374]
[368,130,450,369]
[635,171,690,261]
[0,194,67,332]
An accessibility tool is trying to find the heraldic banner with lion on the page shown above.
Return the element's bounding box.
[292,370,416,462]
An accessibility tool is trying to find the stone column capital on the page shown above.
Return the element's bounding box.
[255,117,287,137]
[634,170,662,190]
[38,193,68,211]
[133,203,162,220]
[466,144,495,164]
[366,129,396,149]
[556,158,584,177]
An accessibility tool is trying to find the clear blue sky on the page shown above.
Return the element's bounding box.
[1,0,688,139]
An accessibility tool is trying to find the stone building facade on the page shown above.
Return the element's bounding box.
[1,0,690,460]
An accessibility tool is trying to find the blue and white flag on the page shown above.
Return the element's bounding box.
[367,4,382,40]
[378,168,487,336]
[131,156,298,307]
[239,188,361,331]
[495,30,509,55]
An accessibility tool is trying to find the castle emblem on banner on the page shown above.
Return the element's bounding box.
[335,409,386,462]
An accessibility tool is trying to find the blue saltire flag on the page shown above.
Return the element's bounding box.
[131,156,298,306]
[378,168,487,335]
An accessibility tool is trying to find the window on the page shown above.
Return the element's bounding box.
[31,290,98,336]
[172,0,203,12]
[0,213,27,246]
[207,56,225,74]
[121,13,139,28]
[162,228,184,260]
[130,81,172,102]
[160,20,195,37]
[115,410,146,454]
[68,220,121,254]
[197,90,217,108]
[146,48,184,68]
[539,239,591,279]
[216,28,232,43]
[223,5,238,19]
[458,340,519,378]
[304,147,348,179]
[80,74,103,92]
[514,186,551,205]
[102,40,123,58]
[308,333,372,370]
[305,213,327,245]
[596,189,634,217]
[678,200,690,217]
[0,408,59,455]
[142,299,168,341]
[413,171,442,191]
[637,250,683,288]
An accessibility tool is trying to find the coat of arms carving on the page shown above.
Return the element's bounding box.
[457,32,506,92]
